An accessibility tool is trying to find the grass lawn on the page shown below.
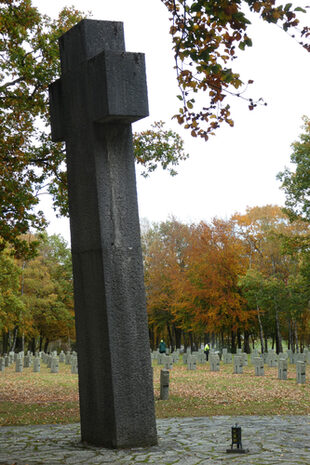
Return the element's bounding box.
[0,359,309,425]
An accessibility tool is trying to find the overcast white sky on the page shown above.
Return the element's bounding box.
[32,0,310,243]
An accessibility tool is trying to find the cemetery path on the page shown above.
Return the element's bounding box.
[0,415,309,464]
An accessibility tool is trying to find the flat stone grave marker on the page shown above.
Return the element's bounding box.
[267,351,278,367]
[223,351,232,364]
[33,357,40,373]
[233,355,243,374]
[296,353,306,363]
[164,355,173,370]
[151,351,158,361]
[197,352,206,364]
[210,354,220,372]
[71,355,78,374]
[51,356,59,373]
[157,353,166,365]
[160,369,169,400]
[47,355,52,368]
[278,358,287,380]
[187,354,197,370]
[15,356,23,373]
[296,360,306,384]
[241,352,248,366]
[254,357,264,376]
[65,352,71,365]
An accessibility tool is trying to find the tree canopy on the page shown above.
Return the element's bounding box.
[161,0,310,139]
[0,231,74,353]
[143,206,310,352]
[0,1,188,255]
[1,0,310,255]
[0,0,84,255]
[278,116,310,222]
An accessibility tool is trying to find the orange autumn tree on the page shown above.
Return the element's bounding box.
[142,218,191,349]
[233,205,310,352]
[172,219,251,349]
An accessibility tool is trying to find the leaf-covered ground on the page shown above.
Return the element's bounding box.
[0,360,309,425]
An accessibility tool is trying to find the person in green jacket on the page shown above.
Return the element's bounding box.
[159,340,166,354]
[204,343,210,361]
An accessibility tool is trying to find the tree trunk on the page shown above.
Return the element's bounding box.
[220,332,224,350]
[295,323,299,353]
[15,336,23,353]
[148,326,154,351]
[231,330,236,354]
[237,329,241,349]
[183,331,188,352]
[257,304,265,354]
[264,335,268,353]
[10,326,19,352]
[288,320,292,351]
[275,308,283,354]
[44,339,49,353]
[167,324,173,351]
[28,338,36,354]
[204,332,210,345]
[189,332,193,351]
[2,331,9,354]
[173,325,182,349]
[243,331,250,354]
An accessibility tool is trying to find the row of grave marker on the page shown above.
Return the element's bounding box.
[152,349,308,384]
[152,346,310,364]
[0,350,79,374]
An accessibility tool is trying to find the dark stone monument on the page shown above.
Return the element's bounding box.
[49,19,157,448]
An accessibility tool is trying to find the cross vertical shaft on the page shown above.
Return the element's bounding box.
[49,19,157,448]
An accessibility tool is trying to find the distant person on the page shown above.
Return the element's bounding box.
[204,343,210,361]
[159,340,166,354]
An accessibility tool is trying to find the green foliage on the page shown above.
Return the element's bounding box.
[161,0,310,139]
[0,247,24,332]
[278,116,310,222]
[134,121,189,177]
[20,233,74,342]
[0,0,85,254]
[0,1,189,250]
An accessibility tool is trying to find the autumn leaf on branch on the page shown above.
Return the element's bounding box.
[161,0,310,140]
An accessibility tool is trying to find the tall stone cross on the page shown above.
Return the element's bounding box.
[49,19,157,448]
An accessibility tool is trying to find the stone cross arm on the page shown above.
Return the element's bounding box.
[49,19,149,142]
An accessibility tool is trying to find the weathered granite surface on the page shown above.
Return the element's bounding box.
[0,416,310,464]
[49,18,156,448]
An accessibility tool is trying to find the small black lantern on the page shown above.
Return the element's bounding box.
[226,424,249,454]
